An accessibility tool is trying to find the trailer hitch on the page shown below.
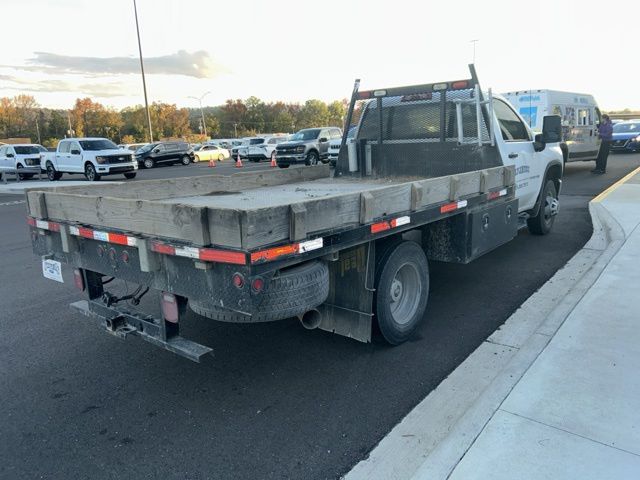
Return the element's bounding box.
[70,300,213,363]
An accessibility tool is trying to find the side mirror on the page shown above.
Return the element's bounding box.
[319,137,328,143]
[153,148,160,153]
[541,115,562,144]
[533,133,546,152]
[70,149,81,155]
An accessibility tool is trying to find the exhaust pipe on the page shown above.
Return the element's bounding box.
[299,309,322,330]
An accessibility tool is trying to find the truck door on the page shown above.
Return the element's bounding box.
[575,106,599,161]
[0,146,8,170]
[56,141,71,170]
[68,141,83,172]
[493,98,540,212]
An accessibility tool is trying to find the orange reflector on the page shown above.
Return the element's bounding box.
[451,81,469,90]
[27,217,36,227]
[371,221,391,234]
[250,244,297,263]
[108,233,129,246]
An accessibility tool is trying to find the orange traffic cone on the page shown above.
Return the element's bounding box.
[208,158,216,167]
[270,151,277,167]
[235,153,243,168]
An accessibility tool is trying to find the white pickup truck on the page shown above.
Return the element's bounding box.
[41,137,138,181]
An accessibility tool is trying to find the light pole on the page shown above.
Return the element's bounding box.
[188,92,210,139]
[470,39,479,64]
[133,0,153,143]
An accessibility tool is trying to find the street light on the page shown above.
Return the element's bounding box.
[188,92,211,139]
[133,0,154,143]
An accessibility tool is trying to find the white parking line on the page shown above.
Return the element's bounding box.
[0,200,26,207]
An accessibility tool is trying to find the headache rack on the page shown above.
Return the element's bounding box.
[335,64,498,179]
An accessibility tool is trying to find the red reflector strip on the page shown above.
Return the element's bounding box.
[108,233,130,246]
[31,218,60,232]
[371,221,391,234]
[440,200,468,214]
[199,248,246,265]
[451,80,469,90]
[151,242,176,255]
[371,215,411,234]
[78,227,94,239]
[487,189,508,200]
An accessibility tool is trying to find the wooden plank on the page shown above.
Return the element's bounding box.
[479,170,489,193]
[43,193,211,246]
[410,183,423,211]
[449,175,460,201]
[289,204,307,242]
[42,164,331,201]
[26,191,48,218]
[207,208,243,248]
[359,192,374,224]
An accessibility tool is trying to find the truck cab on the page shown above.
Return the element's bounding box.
[338,75,563,234]
[42,137,138,181]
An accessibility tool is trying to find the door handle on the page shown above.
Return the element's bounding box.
[508,153,519,159]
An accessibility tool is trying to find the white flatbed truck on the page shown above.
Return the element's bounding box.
[27,66,564,361]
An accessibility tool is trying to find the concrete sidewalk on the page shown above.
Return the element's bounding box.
[347,168,640,480]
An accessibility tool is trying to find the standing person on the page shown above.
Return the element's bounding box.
[593,114,613,174]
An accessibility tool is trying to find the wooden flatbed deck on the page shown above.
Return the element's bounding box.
[26,164,515,250]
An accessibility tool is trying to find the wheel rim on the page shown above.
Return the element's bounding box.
[389,263,422,325]
[195,155,200,162]
[182,156,189,165]
[46,165,55,179]
[219,154,224,161]
[144,159,153,168]
[86,166,95,180]
[542,189,559,226]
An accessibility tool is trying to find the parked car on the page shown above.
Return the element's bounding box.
[135,141,195,168]
[327,127,355,166]
[193,144,230,162]
[275,127,342,167]
[0,143,43,179]
[610,121,640,153]
[246,135,289,162]
[231,138,250,159]
[118,143,148,152]
[40,137,138,181]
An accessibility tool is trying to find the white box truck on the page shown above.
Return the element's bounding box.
[502,90,602,164]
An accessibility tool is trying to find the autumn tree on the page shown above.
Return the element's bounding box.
[296,99,330,129]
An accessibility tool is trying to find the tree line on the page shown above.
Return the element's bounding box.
[0,94,348,147]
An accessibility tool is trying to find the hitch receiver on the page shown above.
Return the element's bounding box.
[70,300,213,363]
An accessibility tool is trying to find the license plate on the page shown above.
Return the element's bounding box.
[42,259,64,283]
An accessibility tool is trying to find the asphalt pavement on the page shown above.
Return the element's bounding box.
[1,153,638,479]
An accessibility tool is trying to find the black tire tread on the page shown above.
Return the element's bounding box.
[190,261,329,323]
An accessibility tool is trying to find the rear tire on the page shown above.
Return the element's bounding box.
[374,241,429,345]
[124,172,137,179]
[181,155,191,165]
[527,179,558,235]
[143,158,154,169]
[46,163,62,181]
[195,155,200,162]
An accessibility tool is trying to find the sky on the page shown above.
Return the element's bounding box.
[1,0,638,111]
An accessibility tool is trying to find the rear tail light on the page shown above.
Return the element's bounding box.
[232,273,245,289]
[251,277,265,293]
[161,292,179,323]
[73,269,85,291]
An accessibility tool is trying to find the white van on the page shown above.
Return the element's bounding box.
[502,90,602,163]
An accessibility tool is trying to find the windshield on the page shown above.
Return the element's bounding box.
[613,122,640,134]
[136,143,155,153]
[249,138,265,145]
[193,145,204,151]
[14,146,41,155]
[36,145,48,152]
[79,139,118,150]
[290,129,320,141]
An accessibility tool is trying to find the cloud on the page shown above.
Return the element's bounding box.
[0,74,131,98]
[23,50,225,79]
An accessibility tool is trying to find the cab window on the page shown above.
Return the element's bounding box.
[59,141,70,153]
[578,108,592,126]
[493,99,530,141]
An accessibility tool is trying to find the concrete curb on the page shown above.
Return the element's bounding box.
[345,180,630,480]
